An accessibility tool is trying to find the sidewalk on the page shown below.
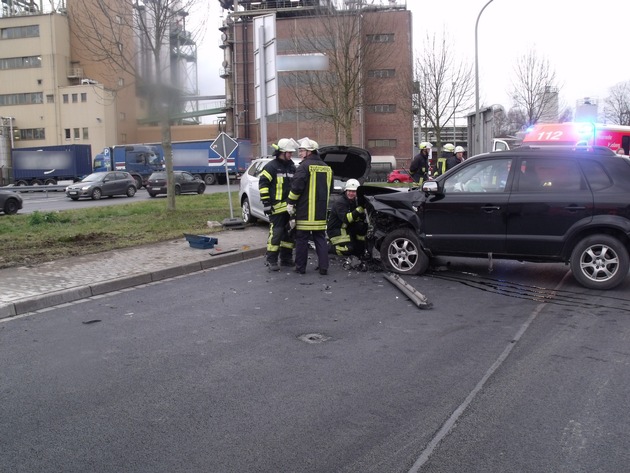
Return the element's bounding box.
[0,224,269,319]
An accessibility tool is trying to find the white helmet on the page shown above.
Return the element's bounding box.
[419,141,432,150]
[443,143,455,153]
[277,138,297,153]
[344,179,360,191]
[298,137,319,151]
[455,146,465,153]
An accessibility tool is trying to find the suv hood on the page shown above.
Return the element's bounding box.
[318,146,371,183]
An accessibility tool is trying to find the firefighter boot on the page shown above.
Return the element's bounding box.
[266,252,280,272]
[279,248,294,267]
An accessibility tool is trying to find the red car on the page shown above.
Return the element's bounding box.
[387,169,413,183]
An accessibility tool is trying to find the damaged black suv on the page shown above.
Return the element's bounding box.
[363,146,630,290]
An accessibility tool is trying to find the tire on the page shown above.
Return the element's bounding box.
[126,186,136,197]
[44,179,57,185]
[148,192,157,198]
[192,174,203,181]
[3,198,20,215]
[31,179,43,186]
[15,180,28,186]
[393,179,401,183]
[133,176,143,189]
[174,185,181,195]
[241,196,258,224]
[91,188,102,200]
[380,228,429,275]
[197,184,206,194]
[570,234,629,290]
[204,174,217,186]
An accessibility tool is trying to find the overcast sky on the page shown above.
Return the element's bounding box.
[199,0,629,115]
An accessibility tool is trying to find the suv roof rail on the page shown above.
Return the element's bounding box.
[515,144,616,155]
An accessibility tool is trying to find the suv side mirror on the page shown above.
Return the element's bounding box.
[422,180,438,194]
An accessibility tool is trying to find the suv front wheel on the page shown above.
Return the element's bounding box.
[570,234,629,290]
[380,228,429,275]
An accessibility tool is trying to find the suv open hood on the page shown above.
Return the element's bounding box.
[318,145,371,183]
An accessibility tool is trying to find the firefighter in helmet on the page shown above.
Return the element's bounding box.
[259,138,297,271]
[327,178,367,259]
[434,143,455,177]
[409,141,432,183]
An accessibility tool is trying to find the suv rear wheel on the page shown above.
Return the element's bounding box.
[380,228,429,275]
[570,234,629,290]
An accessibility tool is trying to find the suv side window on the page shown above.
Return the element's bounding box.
[518,158,585,192]
[443,158,512,193]
[580,159,613,191]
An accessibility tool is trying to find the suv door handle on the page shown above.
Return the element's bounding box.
[481,205,501,212]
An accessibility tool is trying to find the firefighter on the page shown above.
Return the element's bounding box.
[287,137,333,275]
[327,179,367,261]
[409,141,432,183]
[455,145,466,162]
[434,143,455,177]
[259,138,297,271]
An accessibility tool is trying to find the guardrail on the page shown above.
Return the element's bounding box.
[1,185,67,193]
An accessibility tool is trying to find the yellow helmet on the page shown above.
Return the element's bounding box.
[419,141,432,150]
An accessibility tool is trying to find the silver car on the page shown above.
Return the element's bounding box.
[65,171,137,200]
[238,146,372,224]
[0,189,23,215]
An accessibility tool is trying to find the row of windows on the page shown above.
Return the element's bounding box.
[369,104,396,113]
[368,69,395,78]
[0,25,39,40]
[368,139,397,148]
[0,92,43,106]
[64,128,89,140]
[367,34,395,43]
[62,93,88,104]
[18,128,45,140]
[0,56,41,70]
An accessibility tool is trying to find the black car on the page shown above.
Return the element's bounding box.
[146,171,206,197]
[0,189,23,215]
[65,171,137,200]
[363,146,630,290]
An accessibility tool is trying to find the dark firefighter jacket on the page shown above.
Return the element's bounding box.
[287,153,332,231]
[327,194,366,246]
[258,157,296,215]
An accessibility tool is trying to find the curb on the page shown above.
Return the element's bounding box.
[0,247,266,319]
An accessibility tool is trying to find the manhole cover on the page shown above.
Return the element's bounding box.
[298,333,330,344]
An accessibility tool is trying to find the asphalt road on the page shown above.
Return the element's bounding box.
[2,255,630,472]
[16,183,239,214]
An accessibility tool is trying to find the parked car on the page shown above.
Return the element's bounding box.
[0,189,23,215]
[146,171,206,197]
[387,169,413,183]
[363,146,630,290]
[65,171,137,200]
[239,146,372,224]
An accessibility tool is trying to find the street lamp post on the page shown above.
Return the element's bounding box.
[452,81,456,146]
[475,0,494,154]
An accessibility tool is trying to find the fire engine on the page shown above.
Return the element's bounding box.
[522,122,630,154]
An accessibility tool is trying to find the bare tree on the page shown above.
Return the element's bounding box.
[68,0,207,211]
[604,81,630,125]
[510,49,559,128]
[411,33,474,154]
[281,4,395,145]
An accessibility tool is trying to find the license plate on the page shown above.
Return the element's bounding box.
[69,191,78,195]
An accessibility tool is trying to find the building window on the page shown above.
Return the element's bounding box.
[368,69,395,78]
[369,104,397,113]
[367,34,394,43]
[73,128,80,139]
[0,55,41,70]
[368,139,397,148]
[46,94,54,103]
[118,77,124,87]
[65,128,71,140]
[120,133,127,143]
[0,25,39,40]
[119,112,126,121]
[0,92,43,106]
[72,93,78,103]
[82,127,89,140]
[81,92,87,102]
[63,94,69,103]
[19,128,45,140]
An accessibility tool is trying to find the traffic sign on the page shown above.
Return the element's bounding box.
[211,132,239,159]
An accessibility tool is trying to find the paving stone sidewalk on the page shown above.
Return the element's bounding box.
[0,225,268,319]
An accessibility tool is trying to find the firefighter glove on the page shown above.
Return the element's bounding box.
[286,203,296,216]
